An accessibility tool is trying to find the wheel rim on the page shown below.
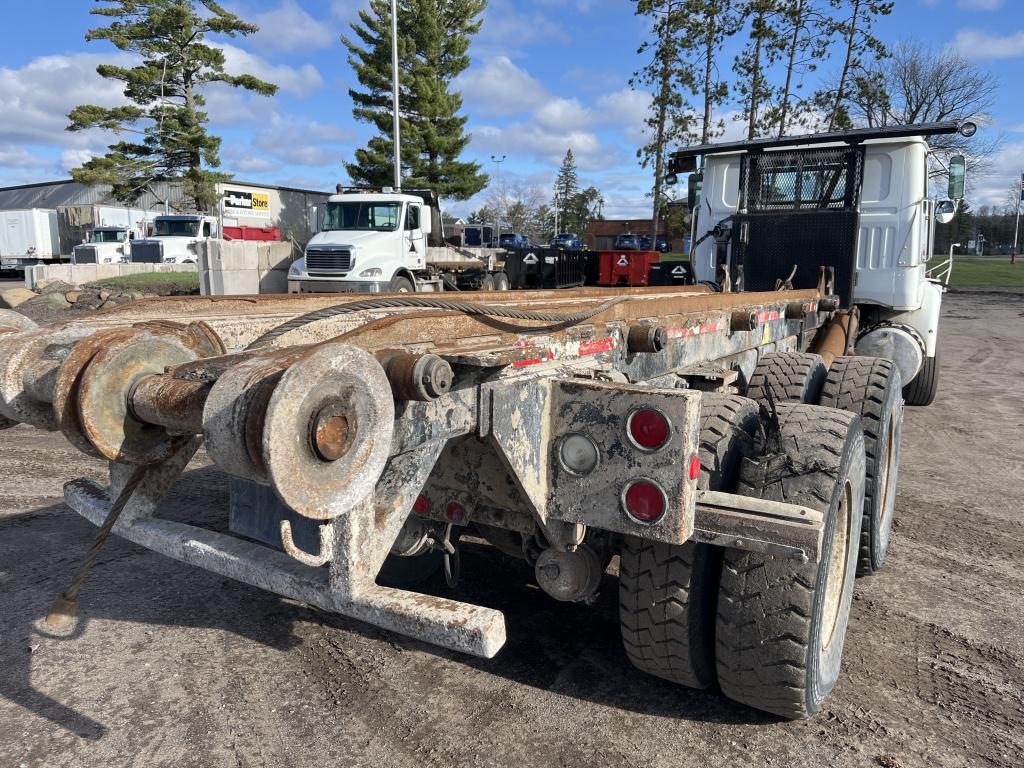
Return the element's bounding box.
[877,416,898,541]
[821,478,852,652]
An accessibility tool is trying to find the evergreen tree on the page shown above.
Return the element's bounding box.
[679,0,740,144]
[817,0,893,131]
[67,1,276,211]
[633,0,693,240]
[733,0,786,139]
[771,0,832,137]
[554,149,579,212]
[343,0,488,200]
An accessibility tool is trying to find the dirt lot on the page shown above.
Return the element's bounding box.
[1,291,1022,768]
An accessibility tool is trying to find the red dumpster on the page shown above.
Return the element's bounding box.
[597,250,661,286]
[223,225,281,241]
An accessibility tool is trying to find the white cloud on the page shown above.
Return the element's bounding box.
[948,29,1024,60]
[956,0,1004,9]
[455,57,548,116]
[470,122,619,170]
[0,52,130,149]
[534,98,593,131]
[0,144,48,169]
[248,0,338,52]
[218,43,324,97]
[244,115,352,168]
[475,0,567,55]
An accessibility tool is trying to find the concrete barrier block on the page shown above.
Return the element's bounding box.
[258,268,289,295]
[257,242,295,272]
[204,268,260,296]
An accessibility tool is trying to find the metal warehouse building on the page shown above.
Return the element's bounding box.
[0,178,332,250]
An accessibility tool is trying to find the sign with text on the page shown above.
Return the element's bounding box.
[222,189,271,219]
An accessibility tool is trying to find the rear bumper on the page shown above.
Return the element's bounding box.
[289,279,389,293]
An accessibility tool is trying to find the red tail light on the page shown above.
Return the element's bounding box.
[688,454,702,481]
[621,479,668,524]
[627,408,671,451]
[446,501,467,523]
[413,494,430,515]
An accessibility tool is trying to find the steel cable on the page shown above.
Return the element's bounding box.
[246,295,628,350]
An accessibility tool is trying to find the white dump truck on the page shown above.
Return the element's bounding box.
[71,226,133,265]
[673,121,974,406]
[0,208,60,271]
[288,189,508,292]
[130,214,219,264]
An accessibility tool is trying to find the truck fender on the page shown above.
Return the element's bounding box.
[391,268,418,291]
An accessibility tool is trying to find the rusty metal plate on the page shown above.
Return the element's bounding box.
[52,328,136,458]
[0,330,61,430]
[202,347,310,483]
[77,331,198,464]
[262,343,394,520]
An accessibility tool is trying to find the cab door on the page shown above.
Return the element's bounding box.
[404,203,426,268]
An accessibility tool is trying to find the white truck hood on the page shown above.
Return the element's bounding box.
[140,236,198,261]
[307,230,393,249]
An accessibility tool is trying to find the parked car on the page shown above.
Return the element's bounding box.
[656,236,671,253]
[551,232,583,250]
[499,232,530,249]
[613,233,641,250]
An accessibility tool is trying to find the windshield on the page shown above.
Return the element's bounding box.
[154,219,199,237]
[89,230,126,243]
[323,201,401,231]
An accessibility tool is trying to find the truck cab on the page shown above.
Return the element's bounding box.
[130,214,218,264]
[288,190,434,293]
[72,227,132,265]
[671,121,973,402]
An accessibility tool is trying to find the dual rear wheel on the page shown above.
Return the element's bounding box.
[620,350,900,718]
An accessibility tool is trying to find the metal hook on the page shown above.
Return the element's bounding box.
[280,519,334,567]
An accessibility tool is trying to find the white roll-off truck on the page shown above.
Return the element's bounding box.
[673,121,972,406]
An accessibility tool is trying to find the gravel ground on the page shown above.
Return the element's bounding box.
[1,292,1022,768]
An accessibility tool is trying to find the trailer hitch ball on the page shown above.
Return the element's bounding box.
[627,324,668,354]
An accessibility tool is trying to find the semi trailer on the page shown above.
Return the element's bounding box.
[0,121,966,720]
[0,209,60,271]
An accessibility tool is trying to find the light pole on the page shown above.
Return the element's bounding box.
[1013,169,1022,265]
[490,154,506,243]
[390,0,401,190]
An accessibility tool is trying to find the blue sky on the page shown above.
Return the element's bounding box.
[0,0,1022,217]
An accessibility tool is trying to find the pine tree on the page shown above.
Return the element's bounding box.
[66,1,276,211]
[818,0,893,131]
[679,0,740,144]
[553,149,579,231]
[633,0,693,240]
[771,0,832,137]
[343,0,488,200]
[733,0,786,139]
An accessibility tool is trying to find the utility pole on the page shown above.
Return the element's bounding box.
[491,154,506,242]
[1013,169,1022,265]
[390,0,401,191]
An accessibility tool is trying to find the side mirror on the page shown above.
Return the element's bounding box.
[420,206,433,235]
[935,199,957,225]
[948,155,966,200]
[307,205,319,233]
[687,172,703,211]
[664,173,678,186]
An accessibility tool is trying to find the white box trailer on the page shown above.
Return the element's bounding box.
[0,209,60,270]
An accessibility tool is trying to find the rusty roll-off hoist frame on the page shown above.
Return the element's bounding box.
[0,275,861,717]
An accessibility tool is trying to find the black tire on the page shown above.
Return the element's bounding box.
[903,352,938,406]
[716,404,865,719]
[493,272,510,291]
[619,393,759,689]
[390,275,415,293]
[746,352,827,405]
[819,356,903,575]
[481,274,495,291]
